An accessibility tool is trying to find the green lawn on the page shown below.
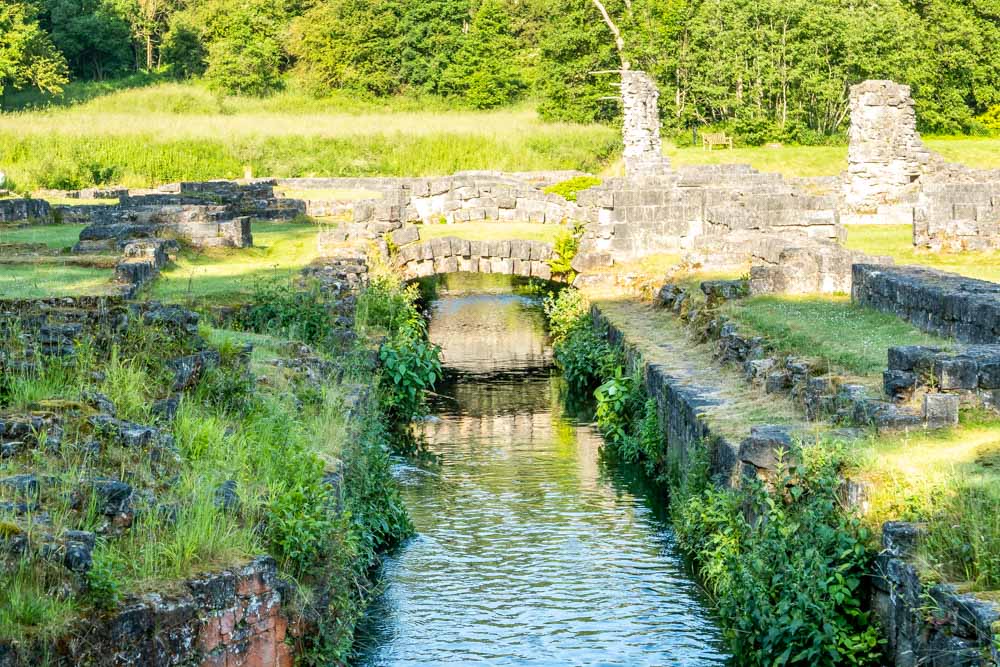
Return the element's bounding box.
[845,224,1000,283]
[0,224,85,249]
[0,82,620,192]
[413,222,567,244]
[658,137,1000,179]
[146,221,323,304]
[0,264,116,298]
[721,294,951,378]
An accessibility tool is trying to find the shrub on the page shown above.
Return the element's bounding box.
[594,369,644,459]
[544,176,602,202]
[240,279,334,349]
[378,327,443,425]
[267,481,335,579]
[547,223,583,280]
[978,105,1000,132]
[673,442,882,666]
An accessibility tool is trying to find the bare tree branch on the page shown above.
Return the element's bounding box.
[589,0,630,70]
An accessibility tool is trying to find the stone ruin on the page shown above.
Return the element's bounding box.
[620,70,671,178]
[843,80,1000,253]
[844,80,934,211]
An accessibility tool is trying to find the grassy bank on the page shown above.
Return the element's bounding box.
[0,262,428,662]
[0,83,620,192]
[720,294,951,378]
[663,137,1000,178]
[845,224,1000,283]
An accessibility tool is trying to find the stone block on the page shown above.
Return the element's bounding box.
[737,425,794,473]
[390,225,420,246]
[888,346,941,373]
[933,356,979,390]
[923,393,959,427]
[883,370,917,399]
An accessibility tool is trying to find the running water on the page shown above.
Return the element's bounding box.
[355,281,728,666]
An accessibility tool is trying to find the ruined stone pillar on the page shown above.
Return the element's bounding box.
[844,80,933,210]
[621,70,671,179]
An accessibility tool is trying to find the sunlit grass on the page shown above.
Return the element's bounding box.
[844,224,1000,283]
[0,224,85,249]
[0,264,116,298]
[658,137,1000,179]
[146,220,324,304]
[0,83,620,190]
[721,294,951,378]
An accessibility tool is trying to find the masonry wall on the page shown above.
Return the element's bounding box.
[852,264,1000,344]
[914,178,1000,252]
[0,198,52,224]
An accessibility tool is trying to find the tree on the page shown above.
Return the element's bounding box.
[287,0,403,96]
[440,0,524,108]
[398,0,469,94]
[202,0,287,95]
[0,1,69,101]
[43,0,133,79]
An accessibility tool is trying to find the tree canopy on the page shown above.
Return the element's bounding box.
[4,0,1000,137]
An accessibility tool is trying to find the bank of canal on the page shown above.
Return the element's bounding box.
[355,283,727,665]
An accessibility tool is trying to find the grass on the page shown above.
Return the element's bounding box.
[0,264,116,298]
[721,294,951,379]
[145,220,323,304]
[853,410,1000,591]
[413,222,567,244]
[844,224,1000,283]
[659,137,1000,178]
[0,224,85,249]
[0,82,620,191]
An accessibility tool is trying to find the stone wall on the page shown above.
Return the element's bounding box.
[390,237,560,282]
[575,164,842,266]
[75,205,252,252]
[853,264,1000,344]
[0,556,294,666]
[0,198,52,224]
[844,80,934,211]
[747,240,892,295]
[620,70,671,178]
[914,177,1000,252]
[591,306,741,487]
[872,523,1000,667]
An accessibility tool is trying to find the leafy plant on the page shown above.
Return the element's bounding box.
[544,176,602,202]
[594,369,643,458]
[547,222,584,280]
[378,327,443,425]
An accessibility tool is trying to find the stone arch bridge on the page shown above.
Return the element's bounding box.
[394,237,565,282]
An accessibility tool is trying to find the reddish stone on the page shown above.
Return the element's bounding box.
[274,616,287,644]
[199,616,223,654]
[219,609,237,636]
[276,643,294,667]
[200,651,227,667]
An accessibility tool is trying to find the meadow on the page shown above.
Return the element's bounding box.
[0,83,620,192]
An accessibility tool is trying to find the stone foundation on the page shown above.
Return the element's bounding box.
[390,237,559,282]
[872,523,1000,667]
[0,198,52,224]
[852,264,1000,344]
[914,177,1000,252]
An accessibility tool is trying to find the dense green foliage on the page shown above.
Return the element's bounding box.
[543,288,616,392]
[672,442,881,665]
[5,0,997,136]
[543,176,602,202]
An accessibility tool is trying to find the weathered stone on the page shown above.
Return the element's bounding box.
[89,415,159,448]
[0,474,39,498]
[923,393,960,427]
[883,370,917,399]
[701,279,749,306]
[214,480,240,514]
[737,425,795,472]
[76,479,134,515]
[933,356,979,390]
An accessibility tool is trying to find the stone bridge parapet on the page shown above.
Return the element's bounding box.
[393,237,561,282]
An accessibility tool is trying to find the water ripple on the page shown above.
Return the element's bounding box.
[354,291,728,666]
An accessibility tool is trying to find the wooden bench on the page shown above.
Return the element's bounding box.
[702,132,733,151]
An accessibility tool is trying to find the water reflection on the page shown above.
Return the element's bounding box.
[355,282,728,666]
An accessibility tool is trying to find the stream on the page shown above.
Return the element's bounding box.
[355,280,728,666]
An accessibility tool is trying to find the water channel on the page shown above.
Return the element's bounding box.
[355,279,728,666]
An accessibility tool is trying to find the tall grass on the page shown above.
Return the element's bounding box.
[0,83,620,190]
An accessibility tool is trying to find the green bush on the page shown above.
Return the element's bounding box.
[378,326,443,426]
[240,278,335,349]
[543,176,602,202]
[544,288,618,392]
[594,369,644,459]
[547,223,584,280]
[267,481,335,579]
[205,37,282,96]
[673,443,882,666]
[979,105,1000,132]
